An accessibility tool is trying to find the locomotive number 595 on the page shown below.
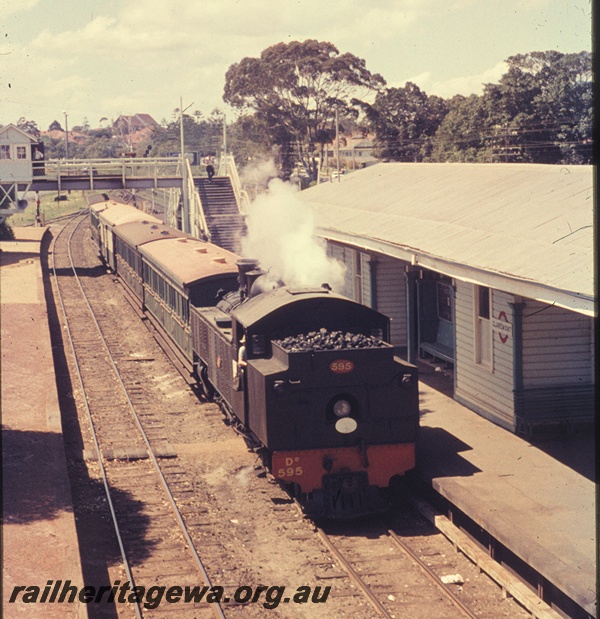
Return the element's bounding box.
[329,360,354,374]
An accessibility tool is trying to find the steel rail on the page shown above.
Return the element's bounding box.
[302,484,485,619]
[383,521,480,619]
[314,517,481,619]
[313,526,394,618]
[51,212,143,619]
[52,212,226,619]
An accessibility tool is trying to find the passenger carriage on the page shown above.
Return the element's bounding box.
[138,237,239,365]
[111,220,186,303]
[93,200,161,269]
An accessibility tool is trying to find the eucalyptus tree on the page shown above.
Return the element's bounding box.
[16,117,41,138]
[484,50,593,164]
[360,82,448,161]
[431,50,592,164]
[223,39,386,178]
[429,94,494,162]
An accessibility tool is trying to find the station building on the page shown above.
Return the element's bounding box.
[297,162,595,436]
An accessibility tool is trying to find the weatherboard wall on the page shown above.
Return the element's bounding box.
[521,300,594,388]
[454,284,516,430]
[373,255,407,348]
[328,241,407,349]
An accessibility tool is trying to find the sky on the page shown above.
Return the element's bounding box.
[0,0,593,131]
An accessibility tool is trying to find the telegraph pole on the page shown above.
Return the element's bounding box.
[63,111,69,160]
[179,98,188,233]
[222,113,227,160]
[179,97,194,234]
[335,108,340,182]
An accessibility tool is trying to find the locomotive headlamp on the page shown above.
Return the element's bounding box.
[335,417,357,434]
[333,399,352,417]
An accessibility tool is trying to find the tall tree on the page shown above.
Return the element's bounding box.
[16,117,40,138]
[223,40,385,178]
[361,82,448,161]
[529,51,592,163]
[227,114,276,165]
[430,94,495,162]
[431,51,592,164]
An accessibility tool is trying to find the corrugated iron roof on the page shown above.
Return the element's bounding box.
[113,220,186,247]
[297,162,594,315]
[139,237,239,289]
[97,201,162,227]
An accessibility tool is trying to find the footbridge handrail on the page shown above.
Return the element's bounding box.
[218,154,251,214]
[185,158,210,240]
[42,157,182,183]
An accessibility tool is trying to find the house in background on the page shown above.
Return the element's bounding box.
[112,114,161,135]
[339,136,377,168]
[322,134,378,173]
[112,115,161,155]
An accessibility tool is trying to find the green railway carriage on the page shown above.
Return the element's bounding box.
[112,220,186,302]
[89,200,110,249]
[95,201,161,270]
[138,237,240,365]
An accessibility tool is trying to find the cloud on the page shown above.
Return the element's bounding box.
[1,0,591,129]
[429,61,508,97]
[0,0,40,17]
[390,61,508,98]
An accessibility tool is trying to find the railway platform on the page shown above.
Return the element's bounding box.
[1,227,86,618]
[415,363,596,618]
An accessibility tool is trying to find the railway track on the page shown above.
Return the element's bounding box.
[51,212,227,619]
[302,491,558,619]
[313,509,502,619]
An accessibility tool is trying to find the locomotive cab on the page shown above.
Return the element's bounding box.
[230,287,419,518]
[190,274,420,518]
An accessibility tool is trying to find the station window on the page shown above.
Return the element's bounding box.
[474,285,492,367]
[16,146,27,159]
[354,252,363,304]
[0,145,11,159]
[181,298,189,324]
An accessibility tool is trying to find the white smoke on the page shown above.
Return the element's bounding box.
[241,178,345,290]
[239,158,278,190]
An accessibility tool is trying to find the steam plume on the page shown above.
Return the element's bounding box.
[241,178,345,290]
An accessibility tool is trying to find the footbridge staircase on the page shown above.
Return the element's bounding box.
[168,154,249,254]
[193,176,247,253]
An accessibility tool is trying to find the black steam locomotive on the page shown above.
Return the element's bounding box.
[91,199,419,517]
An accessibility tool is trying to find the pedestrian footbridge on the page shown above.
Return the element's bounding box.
[1,155,249,255]
[0,157,183,222]
[30,157,185,192]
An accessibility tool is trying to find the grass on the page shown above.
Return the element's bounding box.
[9,191,89,226]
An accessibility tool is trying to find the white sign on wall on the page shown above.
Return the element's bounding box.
[492,311,513,343]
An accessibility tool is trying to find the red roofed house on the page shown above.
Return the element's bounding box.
[113,114,161,135]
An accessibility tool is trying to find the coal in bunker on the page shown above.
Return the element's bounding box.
[274,328,387,352]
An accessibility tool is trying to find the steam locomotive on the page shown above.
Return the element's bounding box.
[90,199,419,517]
